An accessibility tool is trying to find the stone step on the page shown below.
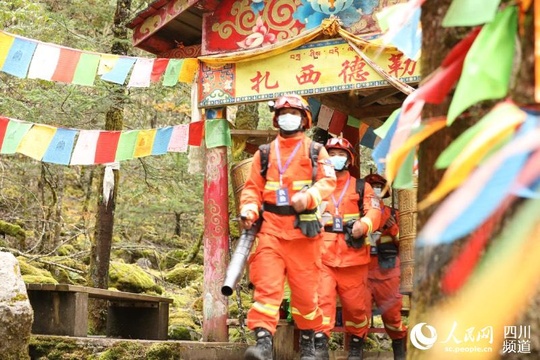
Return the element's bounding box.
[30,335,396,360]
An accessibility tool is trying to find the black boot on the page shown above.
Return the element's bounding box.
[392,338,407,360]
[244,327,273,360]
[348,335,364,360]
[299,330,316,360]
[314,332,330,360]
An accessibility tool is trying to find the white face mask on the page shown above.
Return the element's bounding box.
[373,188,382,198]
[330,155,348,171]
[278,113,302,131]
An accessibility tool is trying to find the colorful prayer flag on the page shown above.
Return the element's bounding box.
[100,56,136,85]
[307,98,321,119]
[51,48,82,84]
[0,117,9,148]
[70,130,100,165]
[316,105,333,131]
[16,124,57,160]
[328,110,347,136]
[151,58,170,83]
[168,124,189,152]
[134,129,156,157]
[447,7,518,124]
[178,58,199,84]
[128,58,154,88]
[188,121,204,146]
[162,59,183,86]
[115,130,138,161]
[0,32,15,69]
[98,54,119,75]
[72,52,100,86]
[95,131,121,164]
[205,119,231,148]
[152,126,174,155]
[442,0,501,27]
[1,38,37,78]
[42,128,77,165]
[0,120,32,154]
[27,43,61,81]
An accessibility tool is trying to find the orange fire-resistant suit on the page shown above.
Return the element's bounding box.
[315,173,381,338]
[366,204,407,340]
[240,133,336,334]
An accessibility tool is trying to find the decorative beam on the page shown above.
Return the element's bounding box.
[129,0,199,47]
[356,88,403,107]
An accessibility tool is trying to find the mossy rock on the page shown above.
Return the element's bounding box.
[98,341,147,360]
[137,249,159,268]
[18,257,58,284]
[57,244,76,256]
[112,248,136,264]
[29,336,92,360]
[146,343,180,360]
[108,261,162,294]
[164,264,202,287]
[168,324,194,341]
[41,256,88,285]
[161,249,187,269]
[0,219,26,242]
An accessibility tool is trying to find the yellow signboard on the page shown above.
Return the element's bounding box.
[198,39,420,107]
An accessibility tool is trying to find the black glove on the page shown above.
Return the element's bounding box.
[377,242,398,269]
[344,219,365,249]
[294,210,322,238]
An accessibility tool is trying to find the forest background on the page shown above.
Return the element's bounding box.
[0,0,378,345]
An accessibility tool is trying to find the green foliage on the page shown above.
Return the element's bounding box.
[0,0,204,266]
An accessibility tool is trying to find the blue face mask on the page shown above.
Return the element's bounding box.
[330,155,348,171]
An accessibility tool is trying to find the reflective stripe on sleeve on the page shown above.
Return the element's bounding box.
[360,217,373,234]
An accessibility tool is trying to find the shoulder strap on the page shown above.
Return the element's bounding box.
[259,143,271,178]
[356,178,365,214]
[309,141,323,183]
[260,140,322,181]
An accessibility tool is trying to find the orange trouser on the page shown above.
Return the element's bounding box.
[366,264,407,339]
[247,233,324,334]
[316,263,369,338]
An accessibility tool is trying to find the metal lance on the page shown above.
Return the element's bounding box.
[221,218,260,296]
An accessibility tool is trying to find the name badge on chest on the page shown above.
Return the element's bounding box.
[276,188,290,206]
[332,216,343,232]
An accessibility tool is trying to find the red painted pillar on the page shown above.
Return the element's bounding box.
[202,110,230,342]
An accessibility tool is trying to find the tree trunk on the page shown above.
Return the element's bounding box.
[175,211,182,236]
[410,2,536,359]
[87,0,131,333]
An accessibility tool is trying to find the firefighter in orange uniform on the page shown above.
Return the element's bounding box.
[364,173,407,360]
[240,94,337,360]
[313,138,381,360]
